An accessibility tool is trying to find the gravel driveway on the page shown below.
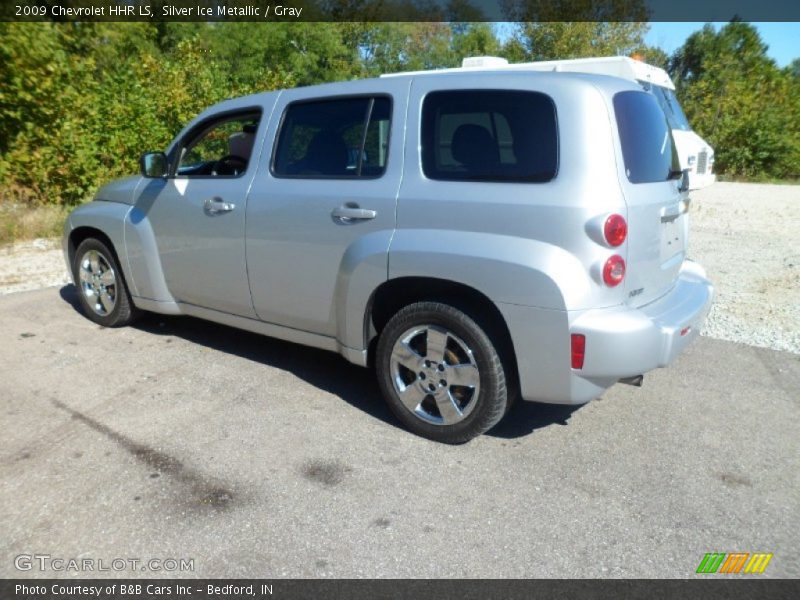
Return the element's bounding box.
[689,183,799,354]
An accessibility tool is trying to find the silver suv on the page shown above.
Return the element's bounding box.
[63,69,713,443]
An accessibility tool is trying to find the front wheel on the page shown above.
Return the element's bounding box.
[72,238,139,327]
[376,301,510,444]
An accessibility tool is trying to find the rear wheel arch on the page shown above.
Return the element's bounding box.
[365,277,519,395]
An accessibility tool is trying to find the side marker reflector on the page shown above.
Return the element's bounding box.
[571,334,586,369]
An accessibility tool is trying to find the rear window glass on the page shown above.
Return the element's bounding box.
[421,90,558,183]
[614,91,680,184]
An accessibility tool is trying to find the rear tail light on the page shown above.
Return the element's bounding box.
[603,255,626,287]
[571,334,585,369]
[603,214,627,247]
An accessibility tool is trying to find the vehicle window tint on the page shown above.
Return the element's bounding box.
[614,91,680,184]
[421,90,557,183]
[177,113,261,177]
[273,97,391,178]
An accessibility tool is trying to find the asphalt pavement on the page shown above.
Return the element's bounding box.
[1,286,798,578]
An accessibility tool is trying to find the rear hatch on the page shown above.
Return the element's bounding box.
[613,90,686,307]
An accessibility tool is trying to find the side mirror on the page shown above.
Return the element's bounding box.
[140,152,169,178]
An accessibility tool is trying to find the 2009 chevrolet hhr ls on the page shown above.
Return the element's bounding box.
[64,64,713,443]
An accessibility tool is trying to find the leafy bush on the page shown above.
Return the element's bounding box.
[670,22,800,179]
[0,23,292,206]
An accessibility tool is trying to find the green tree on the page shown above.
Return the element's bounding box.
[451,23,501,60]
[504,22,649,61]
[670,22,799,178]
[0,23,291,205]
[358,23,456,76]
[786,58,800,79]
[501,0,649,60]
[635,45,669,70]
[204,23,358,87]
[0,23,102,203]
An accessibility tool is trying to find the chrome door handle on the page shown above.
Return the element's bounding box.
[204,197,236,214]
[331,205,377,223]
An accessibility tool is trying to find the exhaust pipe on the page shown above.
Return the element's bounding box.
[619,375,644,387]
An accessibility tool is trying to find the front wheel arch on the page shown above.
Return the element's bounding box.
[68,227,122,278]
[71,236,140,327]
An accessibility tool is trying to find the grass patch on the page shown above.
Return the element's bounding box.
[0,202,70,245]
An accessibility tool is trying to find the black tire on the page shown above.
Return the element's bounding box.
[72,238,139,327]
[376,301,510,444]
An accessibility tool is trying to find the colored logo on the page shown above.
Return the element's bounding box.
[696,552,773,574]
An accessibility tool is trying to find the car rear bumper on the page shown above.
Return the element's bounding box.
[572,260,713,378]
[498,260,713,405]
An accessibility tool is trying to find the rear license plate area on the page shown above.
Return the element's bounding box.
[660,217,684,263]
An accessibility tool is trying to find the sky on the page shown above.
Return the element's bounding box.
[645,22,800,67]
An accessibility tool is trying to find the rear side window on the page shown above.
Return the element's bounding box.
[272,96,391,178]
[421,90,558,182]
[614,91,680,183]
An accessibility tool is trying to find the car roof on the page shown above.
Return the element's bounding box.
[380,56,675,90]
[210,69,641,115]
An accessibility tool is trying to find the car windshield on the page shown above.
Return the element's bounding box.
[640,83,692,132]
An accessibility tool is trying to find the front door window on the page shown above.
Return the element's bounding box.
[177,114,261,178]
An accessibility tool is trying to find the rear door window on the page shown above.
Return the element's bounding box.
[421,90,558,182]
[614,91,680,184]
[272,96,391,178]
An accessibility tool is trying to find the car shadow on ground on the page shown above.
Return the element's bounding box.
[59,284,581,440]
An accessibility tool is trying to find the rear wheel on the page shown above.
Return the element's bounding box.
[376,301,510,444]
[72,238,139,327]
